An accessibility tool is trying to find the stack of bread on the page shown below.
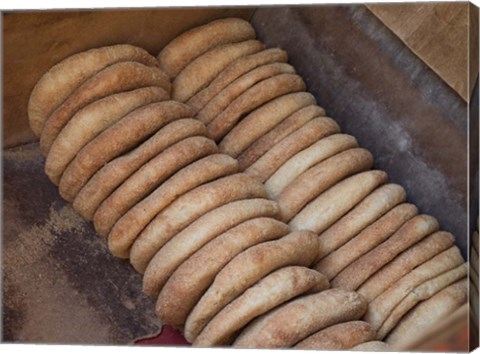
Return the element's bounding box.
[27,17,467,350]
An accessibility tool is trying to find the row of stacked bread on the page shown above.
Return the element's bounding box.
[27,17,466,349]
[27,33,374,349]
[157,17,468,346]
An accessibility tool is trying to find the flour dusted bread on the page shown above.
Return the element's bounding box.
[314,183,406,261]
[173,40,264,102]
[196,63,296,125]
[233,289,367,348]
[40,62,171,154]
[277,148,375,222]
[207,74,306,141]
[358,231,456,302]
[107,153,237,258]
[219,92,318,158]
[295,321,375,350]
[158,18,256,78]
[289,170,387,234]
[194,267,329,346]
[45,86,168,185]
[245,117,340,182]
[316,202,417,279]
[129,173,267,273]
[93,136,218,237]
[363,246,464,332]
[188,48,288,112]
[156,209,285,327]
[28,44,157,137]
[332,214,440,290]
[386,279,468,346]
[184,230,319,342]
[142,198,285,297]
[59,101,193,202]
[265,133,358,197]
[238,104,326,171]
[72,118,207,220]
[376,262,467,339]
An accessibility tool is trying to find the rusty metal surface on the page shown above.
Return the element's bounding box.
[251,4,469,256]
[2,143,162,344]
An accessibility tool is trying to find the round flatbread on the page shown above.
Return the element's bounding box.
[238,104,326,171]
[28,44,157,137]
[157,18,256,78]
[277,148,375,222]
[245,117,340,182]
[219,92,317,158]
[315,183,406,262]
[45,86,168,185]
[172,40,264,102]
[194,266,329,346]
[207,74,306,141]
[156,207,285,328]
[358,231,456,302]
[72,118,207,220]
[265,133,358,198]
[233,289,367,348]
[40,61,171,154]
[315,201,416,279]
[295,321,375,350]
[187,48,288,112]
[129,173,267,273]
[142,198,286,297]
[58,101,193,202]
[196,63,296,125]
[331,214,440,290]
[289,170,388,233]
[184,230,319,342]
[93,136,218,237]
[107,153,237,258]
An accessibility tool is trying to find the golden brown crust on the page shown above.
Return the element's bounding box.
[277,148,375,222]
[93,136,218,237]
[207,74,306,141]
[238,105,326,171]
[316,201,416,279]
[107,153,237,259]
[233,289,367,348]
[184,230,320,342]
[219,92,316,158]
[331,214,440,290]
[40,62,171,154]
[364,246,464,331]
[351,341,390,351]
[245,117,340,182]
[173,40,264,102]
[187,48,288,112]
[142,196,286,298]
[376,262,467,339]
[196,63,296,125]
[194,267,329,346]
[385,279,468,346]
[129,173,267,273]
[28,44,157,137]
[314,183,405,261]
[289,170,388,233]
[294,321,376,350]
[58,101,193,202]
[156,208,284,328]
[358,231,456,303]
[45,86,168,185]
[157,18,256,78]
[72,118,207,220]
